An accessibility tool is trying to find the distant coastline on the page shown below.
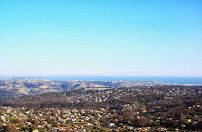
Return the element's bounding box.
[0,76,202,85]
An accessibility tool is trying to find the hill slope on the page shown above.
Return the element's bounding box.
[0,79,170,98]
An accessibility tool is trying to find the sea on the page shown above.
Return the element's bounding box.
[1,76,202,85]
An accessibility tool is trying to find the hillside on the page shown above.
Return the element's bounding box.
[0,79,170,98]
[0,86,201,131]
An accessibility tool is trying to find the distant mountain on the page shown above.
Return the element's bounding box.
[0,79,171,98]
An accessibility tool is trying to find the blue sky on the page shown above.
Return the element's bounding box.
[0,0,202,76]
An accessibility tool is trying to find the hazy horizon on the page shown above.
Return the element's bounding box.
[1,76,202,85]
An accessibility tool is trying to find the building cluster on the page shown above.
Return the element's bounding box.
[0,107,154,132]
[0,86,201,131]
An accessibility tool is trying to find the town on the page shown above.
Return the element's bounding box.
[0,86,201,131]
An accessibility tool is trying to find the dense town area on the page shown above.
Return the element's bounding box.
[0,85,201,131]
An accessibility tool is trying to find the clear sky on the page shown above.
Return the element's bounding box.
[0,0,202,76]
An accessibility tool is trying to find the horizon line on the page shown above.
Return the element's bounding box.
[0,75,202,77]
